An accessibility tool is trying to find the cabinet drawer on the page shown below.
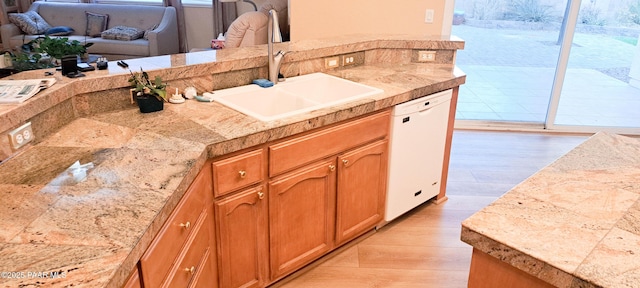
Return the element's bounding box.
[140,173,210,288]
[165,210,212,288]
[269,111,390,177]
[188,247,217,288]
[213,149,264,197]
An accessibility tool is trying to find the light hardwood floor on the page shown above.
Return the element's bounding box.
[276,130,588,288]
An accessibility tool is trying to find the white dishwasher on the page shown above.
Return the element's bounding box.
[384,89,452,222]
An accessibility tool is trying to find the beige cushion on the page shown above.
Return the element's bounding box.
[101,25,144,41]
[225,11,268,48]
[8,11,51,35]
[86,11,109,37]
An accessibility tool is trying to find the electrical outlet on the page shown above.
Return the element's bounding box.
[8,122,34,150]
[425,9,435,23]
[418,51,436,62]
[342,53,357,66]
[325,56,340,68]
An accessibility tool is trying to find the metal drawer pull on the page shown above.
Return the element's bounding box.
[239,170,246,178]
[258,191,265,200]
[185,266,195,274]
[342,159,349,166]
[179,221,191,229]
[329,165,336,172]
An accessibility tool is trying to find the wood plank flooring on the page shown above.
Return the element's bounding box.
[275,130,588,288]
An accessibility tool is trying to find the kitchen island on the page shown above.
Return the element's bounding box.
[0,35,465,287]
[462,132,640,288]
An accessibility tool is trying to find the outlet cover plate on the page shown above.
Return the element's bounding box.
[342,53,362,67]
[8,122,34,150]
[418,51,436,62]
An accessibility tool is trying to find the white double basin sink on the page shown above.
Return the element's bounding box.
[209,73,384,122]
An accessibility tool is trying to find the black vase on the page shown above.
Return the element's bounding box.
[136,95,164,113]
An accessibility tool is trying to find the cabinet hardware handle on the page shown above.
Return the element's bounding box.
[329,165,336,171]
[185,266,195,274]
[342,159,349,166]
[432,181,438,186]
[239,170,246,178]
[179,221,191,229]
[258,191,265,200]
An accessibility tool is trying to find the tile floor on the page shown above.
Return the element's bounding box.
[458,65,640,127]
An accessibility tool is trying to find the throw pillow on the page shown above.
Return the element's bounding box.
[86,11,108,37]
[101,26,144,41]
[45,26,75,36]
[8,11,52,35]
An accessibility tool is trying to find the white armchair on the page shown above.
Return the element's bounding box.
[223,0,288,48]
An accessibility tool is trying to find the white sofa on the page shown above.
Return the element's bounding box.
[1,2,179,59]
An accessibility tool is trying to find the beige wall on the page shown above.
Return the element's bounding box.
[184,0,452,50]
[289,0,447,41]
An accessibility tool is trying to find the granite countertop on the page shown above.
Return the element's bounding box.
[461,132,640,288]
[0,35,465,287]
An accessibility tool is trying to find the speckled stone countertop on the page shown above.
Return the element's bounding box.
[462,132,640,288]
[0,35,465,287]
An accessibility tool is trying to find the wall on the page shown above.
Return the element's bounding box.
[183,0,453,50]
[289,0,448,41]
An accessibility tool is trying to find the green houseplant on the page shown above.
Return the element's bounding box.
[33,35,93,62]
[128,68,167,113]
[11,35,93,70]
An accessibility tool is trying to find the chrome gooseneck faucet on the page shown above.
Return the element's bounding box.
[268,9,286,84]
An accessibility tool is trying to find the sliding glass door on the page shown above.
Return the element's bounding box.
[548,0,640,133]
[452,0,640,134]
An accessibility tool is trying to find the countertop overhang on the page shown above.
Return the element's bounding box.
[0,35,465,287]
[462,132,640,288]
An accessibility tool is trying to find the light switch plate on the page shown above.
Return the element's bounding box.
[425,9,435,23]
[325,56,340,68]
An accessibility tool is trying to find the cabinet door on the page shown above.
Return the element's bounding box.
[123,266,142,288]
[268,159,336,280]
[336,140,388,245]
[215,185,268,288]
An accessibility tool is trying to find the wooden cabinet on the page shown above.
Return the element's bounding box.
[135,110,392,288]
[214,185,269,288]
[265,111,391,281]
[335,140,388,246]
[206,111,391,287]
[138,164,217,288]
[123,266,142,288]
[268,159,337,279]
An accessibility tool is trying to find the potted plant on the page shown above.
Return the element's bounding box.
[128,68,167,113]
[11,36,93,70]
[32,35,93,65]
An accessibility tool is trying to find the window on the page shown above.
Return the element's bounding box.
[91,0,164,5]
[39,0,212,8]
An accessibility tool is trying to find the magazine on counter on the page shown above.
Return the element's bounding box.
[0,78,57,104]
